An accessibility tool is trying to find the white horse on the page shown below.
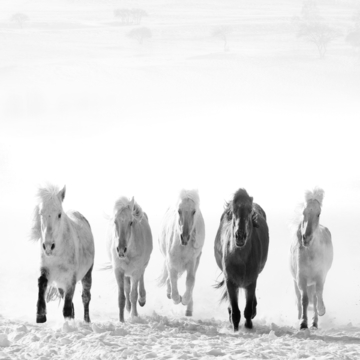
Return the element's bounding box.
[158,189,205,316]
[290,187,333,329]
[107,197,153,322]
[31,184,95,323]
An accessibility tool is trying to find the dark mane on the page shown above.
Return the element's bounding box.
[233,188,253,207]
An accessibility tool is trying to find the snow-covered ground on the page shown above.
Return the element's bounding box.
[1,0,360,358]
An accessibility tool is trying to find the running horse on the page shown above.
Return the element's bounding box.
[31,184,95,323]
[107,196,153,322]
[290,187,333,329]
[214,188,269,331]
[158,189,205,316]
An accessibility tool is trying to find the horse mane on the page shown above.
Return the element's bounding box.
[305,187,324,207]
[30,184,62,242]
[178,189,200,208]
[223,188,253,221]
[113,196,144,222]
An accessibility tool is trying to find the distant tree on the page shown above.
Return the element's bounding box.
[131,9,148,25]
[127,27,152,44]
[11,12,29,28]
[114,8,130,24]
[211,25,232,52]
[293,0,339,58]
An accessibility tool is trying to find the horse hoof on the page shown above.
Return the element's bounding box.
[185,310,192,317]
[311,324,318,330]
[167,293,171,300]
[318,307,326,316]
[36,314,47,323]
[84,316,91,323]
[233,325,239,332]
[300,322,308,330]
[245,320,253,329]
[138,299,146,307]
[172,295,181,305]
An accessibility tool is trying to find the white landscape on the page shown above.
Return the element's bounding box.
[1,0,360,359]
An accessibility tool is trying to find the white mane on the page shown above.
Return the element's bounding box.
[305,187,324,207]
[178,189,200,209]
[113,196,144,221]
[289,187,325,236]
[30,184,63,242]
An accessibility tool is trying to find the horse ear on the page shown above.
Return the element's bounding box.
[251,211,259,228]
[58,186,66,202]
[130,196,135,212]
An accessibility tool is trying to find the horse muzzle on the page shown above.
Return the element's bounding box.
[235,232,247,248]
[180,234,190,246]
[302,235,312,247]
[42,242,55,256]
[116,246,127,258]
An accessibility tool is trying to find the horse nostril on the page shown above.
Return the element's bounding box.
[116,246,119,253]
[180,234,184,242]
[302,235,306,241]
[42,243,45,250]
[124,247,127,253]
[51,243,55,250]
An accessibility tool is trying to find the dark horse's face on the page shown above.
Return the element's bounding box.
[177,198,197,246]
[301,199,321,247]
[231,200,253,248]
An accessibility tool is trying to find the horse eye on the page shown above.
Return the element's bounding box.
[58,213,61,219]
[129,221,133,226]
[192,210,196,216]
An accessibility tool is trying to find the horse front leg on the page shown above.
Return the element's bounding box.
[226,279,240,331]
[312,287,318,329]
[182,253,202,310]
[114,268,126,322]
[63,277,76,320]
[315,277,326,317]
[294,280,302,320]
[130,276,139,318]
[298,277,309,329]
[81,265,93,323]
[124,276,131,313]
[138,273,146,307]
[36,268,48,323]
[169,267,181,304]
[244,280,257,329]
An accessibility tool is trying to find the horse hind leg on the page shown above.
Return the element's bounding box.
[138,273,146,307]
[36,268,48,323]
[81,265,93,323]
[125,276,131,312]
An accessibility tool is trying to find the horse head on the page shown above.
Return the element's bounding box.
[114,197,143,258]
[300,188,324,247]
[229,189,257,248]
[301,199,321,247]
[38,185,66,256]
[177,197,197,246]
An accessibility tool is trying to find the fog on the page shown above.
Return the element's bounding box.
[0,0,359,329]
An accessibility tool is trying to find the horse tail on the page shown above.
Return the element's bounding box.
[157,261,168,287]
[214,278,228,302]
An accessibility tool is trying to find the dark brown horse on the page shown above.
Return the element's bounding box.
[214,188,269,331]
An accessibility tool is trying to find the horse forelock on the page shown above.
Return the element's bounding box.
[305,187,324,207]
[178,189,200,209]
[113,196,144,222]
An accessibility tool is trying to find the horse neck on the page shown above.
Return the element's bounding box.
[58,214,75,252]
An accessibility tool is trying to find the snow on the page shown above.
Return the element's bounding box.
[1,0,360,358]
